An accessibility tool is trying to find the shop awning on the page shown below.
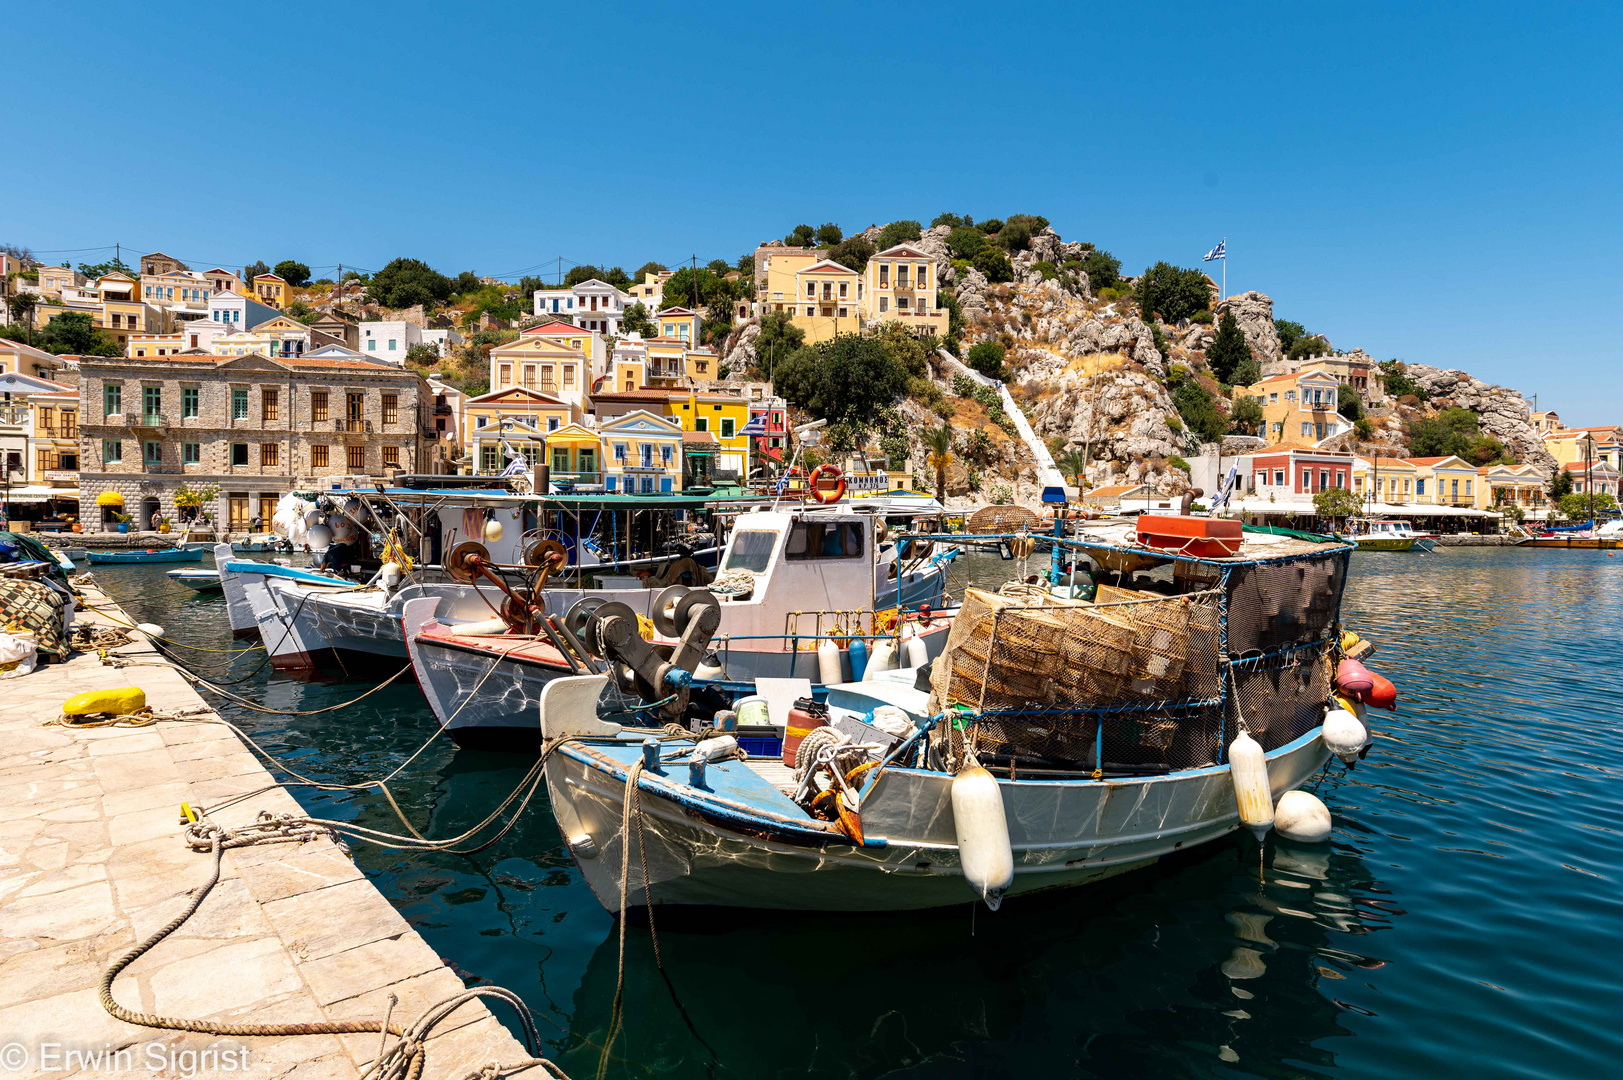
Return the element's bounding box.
[96,490,124,507]
[7,487,79,505]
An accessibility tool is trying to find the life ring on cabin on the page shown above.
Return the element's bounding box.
[808,465,846,504]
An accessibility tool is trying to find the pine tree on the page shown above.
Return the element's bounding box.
[1207,312,1254,384]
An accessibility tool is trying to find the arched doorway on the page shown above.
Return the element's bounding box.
[139,496,160,532]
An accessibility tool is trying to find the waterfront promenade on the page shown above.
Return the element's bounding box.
[0,582,538,1077]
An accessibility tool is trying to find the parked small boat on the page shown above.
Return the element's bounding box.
[87,547,205,565]
[167,568,223,592]
[1344,518,1432,552]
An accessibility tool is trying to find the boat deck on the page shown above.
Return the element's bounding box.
[743,757,800,795]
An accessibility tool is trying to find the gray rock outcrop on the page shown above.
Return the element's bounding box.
[1216,291,1283,376]
[1405,365,1557,472]
[720,318,760,376]
[1024,369,1190,493]
[953,267,991,326]
[914,225,953,277]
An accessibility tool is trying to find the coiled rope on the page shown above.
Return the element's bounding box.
[98,813,573,1080]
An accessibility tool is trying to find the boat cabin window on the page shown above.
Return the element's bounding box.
[724,531,778,573]
[785,521,863,561]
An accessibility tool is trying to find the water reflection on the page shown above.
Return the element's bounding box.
[89,548,1623,1078]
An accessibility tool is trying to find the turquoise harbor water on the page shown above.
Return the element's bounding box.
[87,548,1623,1079]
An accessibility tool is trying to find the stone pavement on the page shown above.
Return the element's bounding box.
[0,583,540,1078]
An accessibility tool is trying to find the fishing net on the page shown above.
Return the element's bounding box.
[929,547,1350,773]
[966,505,1040,533]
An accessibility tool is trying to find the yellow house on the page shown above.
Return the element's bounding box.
[685,346,718,381]
[1403,455,1477,506]
[464,386,580,475]
[35,266,85,296]
[656,307,703,345]
[1240,367,1351,447]
[97,272,157,348]
[644,338,688,385]
[662,390,750,477]
[251,274,288,310]
[608,339,647,393]
[1476,462,1547,513]
[546,422,602,488]
[488,336,589,409]
[600,409,684,494]
[29,382,79,485]
[127,333,186,359]
[520,320,607,378]
[633,271,670,311]
[1529,410,1561,435]
[792,260,861,342]
[1352,456,1421,505]
[864,244,946,337]
[1542,425,1623,468]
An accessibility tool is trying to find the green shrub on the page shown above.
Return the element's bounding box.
[877,220,923,250]
[1168,455,1191,473]
[824,236,876,274]
[991,483,1014,504]
[1231,358,1261,386]
[952,373,978,397]
[1190,309,1212,324]
[1354,417,1374,440]
[1205,312,1253,383]
[947,227,986,260]
[1166,413,1183,432]
[1097,286,1122,302]
[1230,395,1264,435]
[1136,261,1212,324]
[1080,249,1121,292]
[998,221,1033,252]
[1338,382,1362,420]
[1033,261,1059,281]
[1379,359,1428,401]
[978,218,1004,235]
[973,249,1013,283]
[967,341,1006,378]
[1274,319,1306,353]
[932,212,971,229]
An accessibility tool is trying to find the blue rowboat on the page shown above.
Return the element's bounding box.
[87,548,205,565]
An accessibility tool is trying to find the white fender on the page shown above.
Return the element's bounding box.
[1274,790,1332,843]
[864,638,897,680]
[1229,730,1273,839]
[1322,708,1368,764]
[817,638,842,685]
[952,760,1014,910]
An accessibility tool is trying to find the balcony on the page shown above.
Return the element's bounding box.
[143,459,179,473]
[335,419,373,434]
[133,413,168,433]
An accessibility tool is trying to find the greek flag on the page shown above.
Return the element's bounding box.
[499,456,528,477]
[740,414,768,436]
[1203,239,1226,262]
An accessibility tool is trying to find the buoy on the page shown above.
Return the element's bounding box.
[483,517,505,543]
[1334,658,1375,700]
[951,757,1014,910]
[308,524,333,551]
[379,562,402,590]
[63,687,146,717]
[847,636,869,681]
[694,653,725,681]
[904,632,929,669]
[1322,708,1368,764]
[1274,790,1332,842]
[864,638,897,679]
[817,638,842,685]
[136,622,164,638]
[1365,668,1398,711]
[1228,730,1273,839]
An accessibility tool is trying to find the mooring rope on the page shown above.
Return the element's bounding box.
[98,814,574,1080]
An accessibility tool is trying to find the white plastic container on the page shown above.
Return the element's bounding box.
[735,696,770,727]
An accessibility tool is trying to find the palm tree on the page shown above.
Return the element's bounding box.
[922,424,953,501]
[1055,448,1088,490]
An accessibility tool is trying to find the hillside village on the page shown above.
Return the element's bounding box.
[0,218,1613,534]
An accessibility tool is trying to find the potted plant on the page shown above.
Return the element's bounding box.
[70,517,82,533]
[113,512,132,534]
[157,517,172,534]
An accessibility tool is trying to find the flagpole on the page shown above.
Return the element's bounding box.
[1222,237,1226,302]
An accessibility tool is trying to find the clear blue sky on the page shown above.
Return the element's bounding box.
[5,2,1619,421]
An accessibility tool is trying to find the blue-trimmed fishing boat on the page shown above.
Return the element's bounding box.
[416,513,1377,912]
[87,547,204,565]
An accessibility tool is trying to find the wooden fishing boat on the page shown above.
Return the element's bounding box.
[523,521,1358,912]
[1343,518,1429,552]
[87,547,204,564]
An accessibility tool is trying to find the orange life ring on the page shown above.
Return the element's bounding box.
[808,464,846,504]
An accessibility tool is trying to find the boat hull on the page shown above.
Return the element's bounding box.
[1352,536,1417,551]
[167,569,222,592]
[87,548,204,564]
[1517,536,1623,549]
[546,729,1332,913]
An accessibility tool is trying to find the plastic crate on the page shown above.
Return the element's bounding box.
[734,725,784,759]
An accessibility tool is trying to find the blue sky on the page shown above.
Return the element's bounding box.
[5,2,1620,420]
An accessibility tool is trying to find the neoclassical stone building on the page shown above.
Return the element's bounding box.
[77,353,436,530]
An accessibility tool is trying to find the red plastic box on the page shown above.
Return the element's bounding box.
[1135,515,1243,558]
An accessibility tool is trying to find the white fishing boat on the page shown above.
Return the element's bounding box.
[166,567,223,592]
[1344,518,1436,552]
[405,506,956,748]
[526,521,1369,913]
